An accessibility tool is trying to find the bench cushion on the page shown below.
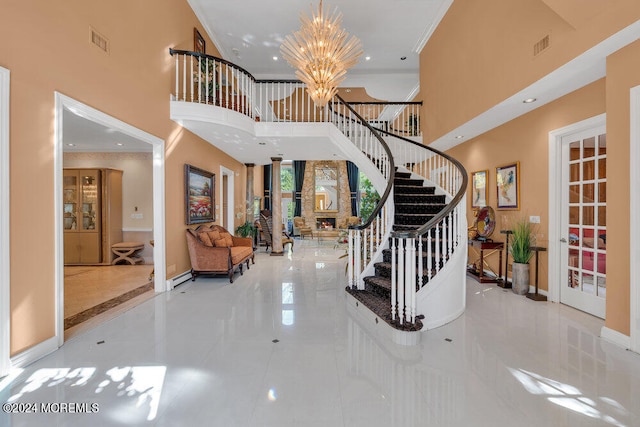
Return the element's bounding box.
[231,246,253,265]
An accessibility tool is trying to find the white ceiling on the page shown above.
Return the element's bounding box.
[188,0,453,101]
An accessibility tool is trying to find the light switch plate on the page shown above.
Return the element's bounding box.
[529,215,540,223]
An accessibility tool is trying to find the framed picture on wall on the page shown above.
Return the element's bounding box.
[496,162,520,210]
[185,164,215,224]
[194,28,205,54]
[471,170,488,208]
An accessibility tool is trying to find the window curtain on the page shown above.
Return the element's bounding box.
[346,161,359,216]
[263,164,272,211]
[293,160,306,217]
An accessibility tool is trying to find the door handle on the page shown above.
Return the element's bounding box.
[560,238,567,243]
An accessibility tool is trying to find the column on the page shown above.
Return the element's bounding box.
[244,163,254,223]
[270,157,284,256]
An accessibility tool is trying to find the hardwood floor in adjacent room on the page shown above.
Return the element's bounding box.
[64,264,156,340]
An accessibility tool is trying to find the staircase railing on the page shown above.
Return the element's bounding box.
[382,133,468,326]
[169,49,465,330]
[347,102,422,137]
[326,96,396,291]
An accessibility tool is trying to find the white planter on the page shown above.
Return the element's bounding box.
[512,262,530,295]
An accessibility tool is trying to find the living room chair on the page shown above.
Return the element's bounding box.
[259,212,294,252]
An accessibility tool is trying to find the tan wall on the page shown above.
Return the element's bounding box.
[603,40,640,335]
[422,0,640,141]
[448,79,606,293]
[1,0,244,354]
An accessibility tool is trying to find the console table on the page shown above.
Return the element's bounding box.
[467,240,504,283]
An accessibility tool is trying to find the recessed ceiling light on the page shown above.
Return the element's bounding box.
[115,143,124,146]
[455,135,464,139]
[523,98,537,103]
[345,89,351,93]
[272,56,278,61]
[365,56,371,61]
[400,56,407,61]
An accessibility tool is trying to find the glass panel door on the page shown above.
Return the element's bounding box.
[63,173,78,230]
[80,172,99,231]
[561,129,606,318]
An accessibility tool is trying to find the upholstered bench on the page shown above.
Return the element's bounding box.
[111,241,145,265]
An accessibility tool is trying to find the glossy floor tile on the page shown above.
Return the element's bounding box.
[2,239,639,426]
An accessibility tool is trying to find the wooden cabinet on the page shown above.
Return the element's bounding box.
[63,168,123,265]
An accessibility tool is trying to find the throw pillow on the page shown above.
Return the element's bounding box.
[207,230,221,242]
[198,232,213,247]
[214,238,230,248]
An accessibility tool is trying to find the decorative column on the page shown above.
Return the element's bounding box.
[244,163,254,223]
[270,157,284,256]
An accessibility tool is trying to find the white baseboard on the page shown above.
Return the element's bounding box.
[528,285,548,296]
[166,270,192,290]
[10,336,58,369]
[600,326,630,350]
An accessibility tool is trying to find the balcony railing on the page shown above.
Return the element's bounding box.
[169,49,421,130]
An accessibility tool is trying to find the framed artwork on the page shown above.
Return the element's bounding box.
[471,170,488,208]
[194,28,205,54]
[185,164,215,224]
[496,162,520,210]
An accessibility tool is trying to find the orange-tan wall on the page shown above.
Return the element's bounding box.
[421,0,640,142]
[604,39,640,335]
[425,1,640,337]
[0,0,244,354]
[448,79,606,293]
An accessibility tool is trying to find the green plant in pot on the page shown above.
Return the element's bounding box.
[235,221,257,238]
[509,218,534,295]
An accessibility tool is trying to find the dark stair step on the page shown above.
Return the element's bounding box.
[394,185,436,195]
[381,250,447,270]
[345,287,424,332]
[394,178,425,187]
[395,203,446,214]
[363,275,392,297]
[394,171,412,179]
[373,262,432,284]
[394,213,437,225]
[395,194,446,204]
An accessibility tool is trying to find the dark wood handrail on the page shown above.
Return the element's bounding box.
[169,48,258,83]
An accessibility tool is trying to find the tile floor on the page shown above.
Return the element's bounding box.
[2,240,639,426]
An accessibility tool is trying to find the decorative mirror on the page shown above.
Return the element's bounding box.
[314,162,338,212]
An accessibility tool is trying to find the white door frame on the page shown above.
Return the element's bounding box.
[630,85,640,353]
[0,66,11,377]
[548,113,606,304]
[220,166,235,230]
[54,93,166,347]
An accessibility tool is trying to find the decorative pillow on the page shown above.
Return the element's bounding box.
[207,230,221,242]
[214,238,230,247]
[198,232,213,247]
[219,232,233,247]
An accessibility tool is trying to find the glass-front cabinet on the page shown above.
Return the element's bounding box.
[63,169,101,264]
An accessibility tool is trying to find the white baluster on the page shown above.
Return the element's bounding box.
[348,229,354,288]
[391,238,397,321]
[182,54,187,102]
[408,238,416,323]
[427,229,433,281]
[417,237,424,291]
[397,238,405,325]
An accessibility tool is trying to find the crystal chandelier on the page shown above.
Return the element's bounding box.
[280,0,363,107]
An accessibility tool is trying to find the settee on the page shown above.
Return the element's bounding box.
[186,224,254,283]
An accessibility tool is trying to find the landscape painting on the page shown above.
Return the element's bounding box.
[185,164,215,224]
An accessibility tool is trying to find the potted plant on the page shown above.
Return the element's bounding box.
[235,221,257,238]
[509,218,534,295]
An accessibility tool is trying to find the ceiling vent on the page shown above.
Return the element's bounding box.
[90,27,109,54]
[533,35,550,57]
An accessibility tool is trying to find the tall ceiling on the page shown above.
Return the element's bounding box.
[188,0,453,101]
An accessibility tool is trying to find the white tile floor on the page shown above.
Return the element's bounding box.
[2,240,640,426]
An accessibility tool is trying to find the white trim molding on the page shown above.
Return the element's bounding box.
[10,337,58,369]
[600,326,631,350]
[548,114,606,305]
[630,85,640,354]
[0,66,11,377]
[220,165,235,231]
[54,93,167,350]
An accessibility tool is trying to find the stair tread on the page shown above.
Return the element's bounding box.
[345,287,424,332]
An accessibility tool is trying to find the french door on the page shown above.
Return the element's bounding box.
[560,125,606,318]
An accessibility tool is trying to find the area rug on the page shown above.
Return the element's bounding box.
[64,281,153,330]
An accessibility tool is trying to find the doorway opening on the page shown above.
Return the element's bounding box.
[54,93,166,345]
[630,85,640,353]
[0,66,11,377]
[220,166,235,231]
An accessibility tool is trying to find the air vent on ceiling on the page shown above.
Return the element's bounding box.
[533,35,550,57]
[90,27,109,54]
